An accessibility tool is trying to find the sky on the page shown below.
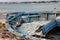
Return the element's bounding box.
[0,0,58,2]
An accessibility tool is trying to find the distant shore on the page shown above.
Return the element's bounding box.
[0,1,59,4]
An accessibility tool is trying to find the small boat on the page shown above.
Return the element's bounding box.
[5,12,60,39]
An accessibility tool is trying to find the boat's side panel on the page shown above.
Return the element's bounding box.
[42,20,56,35]
[56,19,60,26]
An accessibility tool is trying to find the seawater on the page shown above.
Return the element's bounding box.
[0,3,60,19]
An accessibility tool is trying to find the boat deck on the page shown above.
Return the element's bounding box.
[17,21,50,36]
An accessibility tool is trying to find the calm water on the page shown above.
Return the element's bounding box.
[0,3,60,19]
[0,3,60,13]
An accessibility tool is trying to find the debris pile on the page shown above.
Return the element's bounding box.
[0,22,54,40]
